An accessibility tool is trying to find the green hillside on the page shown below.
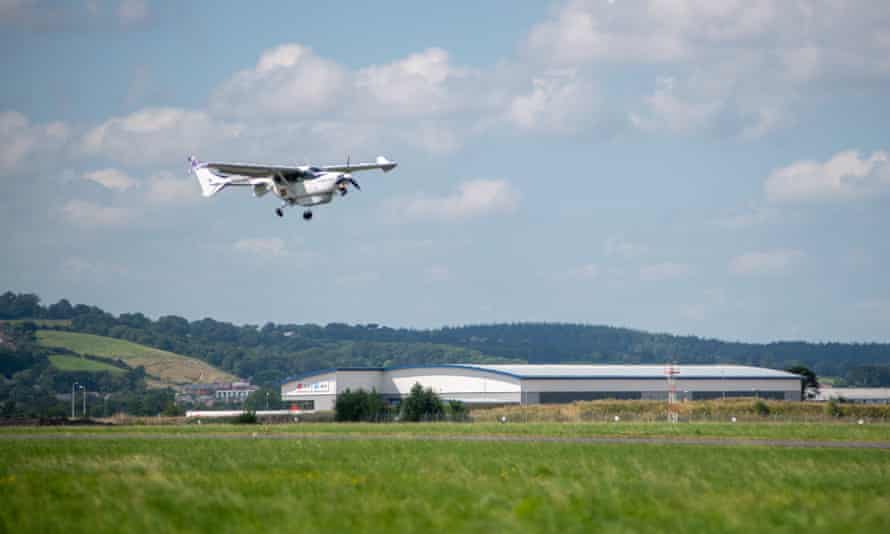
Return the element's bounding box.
[48,354,125,374]
[37,331,236,385]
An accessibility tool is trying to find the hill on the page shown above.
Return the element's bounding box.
[47,354,126,374]
[4,291,890,387]
[36,331,236,386]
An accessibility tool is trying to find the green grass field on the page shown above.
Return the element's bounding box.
[4,421,890,442]
[1,429,889,533]
[36,330,235,385]
[47,354,125,374]
[0,319,72,327]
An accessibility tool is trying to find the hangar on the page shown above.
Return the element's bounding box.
[281,364,803,412]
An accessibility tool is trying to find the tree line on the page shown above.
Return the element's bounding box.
[3,291,890,385]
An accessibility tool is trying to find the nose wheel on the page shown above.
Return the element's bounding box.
[302,210,313,221]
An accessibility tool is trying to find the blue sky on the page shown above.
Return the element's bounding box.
[2,0,889,342]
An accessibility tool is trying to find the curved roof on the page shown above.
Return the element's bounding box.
[282,364,800,384]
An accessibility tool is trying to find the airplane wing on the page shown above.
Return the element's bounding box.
[321,156,398,174]
[201,161,311,179]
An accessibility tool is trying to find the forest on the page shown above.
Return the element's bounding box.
[3,291,890,391]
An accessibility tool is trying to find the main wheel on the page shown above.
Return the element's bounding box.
[275,208,283,217]
[302,210,313,221]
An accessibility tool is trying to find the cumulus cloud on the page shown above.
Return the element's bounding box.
[729,249,803,276]
[556,263,599,281]
[765,149,890,203]
[233,238,288,258]
[145,171,199,204]
[387,179,520,222]
[507,70,599,133]
[639,262,692,282]
[355,48,470,118]
[62,200,131,227]
[82,168,138,191]
[211,44,347,118]
[80,107,242,165]
[603,235,647,259]
[0,111,69,174]
[117,0,147,26]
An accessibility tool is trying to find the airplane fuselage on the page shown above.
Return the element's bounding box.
[270,172,341,207]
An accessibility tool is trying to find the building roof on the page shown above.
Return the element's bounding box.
[282,364,801,384]
[465,364,799,379]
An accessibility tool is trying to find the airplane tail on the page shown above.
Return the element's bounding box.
[189,156,228,197]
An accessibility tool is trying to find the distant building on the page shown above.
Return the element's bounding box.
[815,388,890,404]
[214,382,258,402]
[281,364,803,412]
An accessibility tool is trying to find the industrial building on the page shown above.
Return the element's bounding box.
[281,364,803,412]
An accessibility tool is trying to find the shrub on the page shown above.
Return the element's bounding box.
[824,399,843,418]
[753,400,770,417]
[334,388,389,422]
[235,411,257,424]
[401,383,444,422]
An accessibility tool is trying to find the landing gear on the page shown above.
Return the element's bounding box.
[302,210,313,221]
[275,208,284,217]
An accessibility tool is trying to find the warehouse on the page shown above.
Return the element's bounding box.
[280,364,803,412]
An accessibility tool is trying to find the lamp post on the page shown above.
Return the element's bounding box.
[71,382,79,418]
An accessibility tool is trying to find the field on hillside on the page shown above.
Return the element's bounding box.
[36,330,235,385]
[47,354,125,374]
[1,428,889,533]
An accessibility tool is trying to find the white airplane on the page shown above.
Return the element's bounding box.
[188,154,397,219]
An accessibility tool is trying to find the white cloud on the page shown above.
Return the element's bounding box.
[603,235,647,259]
[233,238,288,258]
[81,107,242,165]
[557,263,599,281]
[211,44,346,118]
[765,149,890,203]
[145,171,199,204]
[62,200,131,227]
[507,70,598,133]
[388,179,520,222]
[639,262,692,282]
[729,249,803,276]
[118,0,147,26]
[82,168,137,191]
[0,111,69,174]
[426,264,451,282]
[355,48,468,118]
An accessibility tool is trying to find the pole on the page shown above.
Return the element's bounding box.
[71,382,78,418]
[80,385,86,418]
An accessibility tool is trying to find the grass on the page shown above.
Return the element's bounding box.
[36,330,235,385]
[3,421,890,442]
[1,433,889,533]
[47,354,125,374]
[0,319,72,327]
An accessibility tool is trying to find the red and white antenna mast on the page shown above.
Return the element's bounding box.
[665,362,680,424]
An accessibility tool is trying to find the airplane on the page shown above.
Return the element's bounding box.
[188,154,397,220]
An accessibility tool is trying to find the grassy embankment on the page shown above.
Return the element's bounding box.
[471,398,890,423]
[1,435,889,533]
[46,354,125,374]
[36,330,235,386]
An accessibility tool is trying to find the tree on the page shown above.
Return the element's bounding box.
[786,365,818,399]
[401,382,443,422]
[244,387,281,411]
[334,388,389,422]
